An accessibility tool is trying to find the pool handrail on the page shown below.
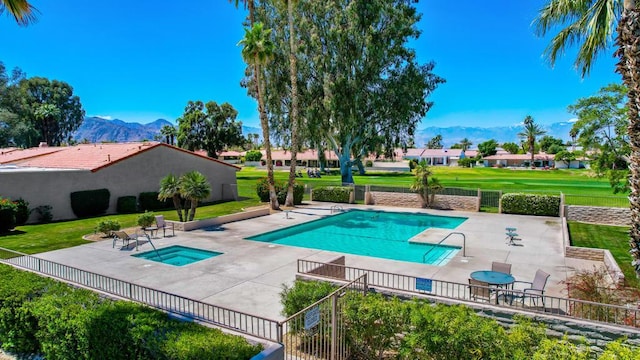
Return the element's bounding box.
[422,232,466,263]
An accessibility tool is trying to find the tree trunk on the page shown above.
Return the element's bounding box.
[285,0,299,207]
[616,6,640,276]
[172,195,183,222]
[189,200,198,221]
[255,63,279,210]
[338,151,354,185]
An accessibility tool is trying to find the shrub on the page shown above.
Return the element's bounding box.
[501,193,560,217]
[116,196,137,214]
[34,205,53,223]
[409,159,418,170]
[280,280,338,317]
[137,211,155,228]
[163,323,263,360]
[244,150,262,162]
[311,186,352,203]
[95,219,121,236]
[365,160,373,167]
[13,198,30,225]
[139,191,172,211]
[0,197,17,232]
[256,178,304,205]
[70,188,110,218]
[458,157,475,168]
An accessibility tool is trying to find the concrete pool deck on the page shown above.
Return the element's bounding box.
[34,203,603,321]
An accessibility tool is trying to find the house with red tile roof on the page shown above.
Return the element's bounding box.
[401,148,479,166]
[482,153,555,168]
[0,142,240,222]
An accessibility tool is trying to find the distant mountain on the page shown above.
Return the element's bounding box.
[73,116,575,149]
[416,121,575,148]
[73,117,173,143]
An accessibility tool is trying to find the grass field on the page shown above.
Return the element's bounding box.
[237,167,627,205]
[567,221,637,288]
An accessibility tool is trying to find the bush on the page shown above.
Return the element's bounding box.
[116,196,137,214]
[409,159,418,170]
[311,186,352,203]
[95,219,121,236]
[365,160,373,167]
[13,198,30,225]
[244,150,262,162]
[0,197,17,232]
[139,191,172,211]
[280,280,338,317]
[256,178,304,205]
[501,193,560,217]
[0,265,262,359]
[34,205,53,223]
[70,189,110,218]
[458,157,475,168]
[137,211,155,228]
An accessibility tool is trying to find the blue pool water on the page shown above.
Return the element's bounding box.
[247,210,467,265]
[133,245,222,266]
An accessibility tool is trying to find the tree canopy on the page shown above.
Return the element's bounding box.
[478,139,498,157]
[176,100,244,159]
[426,135,444,149]
[253,0,444,184]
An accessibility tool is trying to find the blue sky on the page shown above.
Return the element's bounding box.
[1,0,621,129]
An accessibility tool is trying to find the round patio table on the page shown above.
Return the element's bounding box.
[470,270,515,286]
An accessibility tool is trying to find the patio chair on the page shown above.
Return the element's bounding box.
[468,278,493,302]
[491,261,512,274]
[112,230,139,250]
[510,269,550,307]
[155,215,175,237]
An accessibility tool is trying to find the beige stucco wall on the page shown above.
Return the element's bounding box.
[367,191,479,211]
[1,146,239,222]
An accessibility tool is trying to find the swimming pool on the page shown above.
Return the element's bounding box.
[133,245,222,266]
[246,210,467,265]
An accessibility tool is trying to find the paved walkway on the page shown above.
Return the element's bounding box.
[35,203,602,320]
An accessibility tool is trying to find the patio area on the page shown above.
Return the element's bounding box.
[33,203,603,320]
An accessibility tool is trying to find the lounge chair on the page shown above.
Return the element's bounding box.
[112,230,139,250]
[468,278,493,302]
[491,261,512,274]
[509,269,550,307]
[155,215,175,237]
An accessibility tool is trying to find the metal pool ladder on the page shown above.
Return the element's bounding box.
[422,232,466,264]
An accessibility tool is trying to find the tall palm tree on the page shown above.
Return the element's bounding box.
[460,138,472,152]
[158,174,184,222]
[239,22,279,210]
[518,115,546,168]
[534,0,640,275]
[569,127,579,151]
[1,0,38,26]
[160,125,177,145]
[284,0,300,207]
[179,171,211,221]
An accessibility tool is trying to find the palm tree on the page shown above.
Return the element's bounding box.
[460,138,472,152]
[158,174,184,222]
[160,125,177,145]
[517,115,546,168]
[569,127,579,151]
[179,171,211,221]
[534,0,640,274]
[239,22,279,210]
[1,0,38,26]
[410,161,434,208]
[284,0,300,207]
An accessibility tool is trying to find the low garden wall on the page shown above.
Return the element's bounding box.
[565,246,625,287]
[565,205,631,226]
[367,191,479,211]
[171,207,271,231]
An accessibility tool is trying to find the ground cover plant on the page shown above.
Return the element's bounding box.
[568,221,638,288]
[0,264,262,359]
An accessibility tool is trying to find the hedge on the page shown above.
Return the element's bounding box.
[255,178,304,205]
[501,193,560,217]
[0,264,262,359]
[139,191,172,211]
[116,196,137,214]
[311,186,352,203]
[70,188,110,217]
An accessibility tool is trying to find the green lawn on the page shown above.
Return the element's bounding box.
[567,221,637,288]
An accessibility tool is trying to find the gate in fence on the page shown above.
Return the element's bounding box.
[278,274,368,360]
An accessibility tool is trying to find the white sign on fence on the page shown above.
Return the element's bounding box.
[304,305,320,330]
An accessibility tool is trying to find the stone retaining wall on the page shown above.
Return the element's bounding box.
[564,246,625,287]
[565,205,631,226]
[368,191,478,211]
[171,207,271,231]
